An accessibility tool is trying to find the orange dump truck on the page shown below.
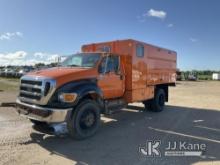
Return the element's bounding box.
[16,39,177,139]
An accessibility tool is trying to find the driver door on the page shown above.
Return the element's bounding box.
[97,55,125,99]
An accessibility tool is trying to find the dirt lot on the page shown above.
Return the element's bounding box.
[0,79,220,165]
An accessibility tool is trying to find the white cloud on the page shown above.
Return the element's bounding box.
[138,9,167,22]
[0,51,60,66]
[167,23,174,28]
[190,38,198,42]
[15,32,23,37]
[0,32,23,40]
[0,51,27,66]
[46,54,59,62]
[145,9,167,19]
[23,59,47,66]
[0,51,27,60]
[34,52,60,62]
[34,52,46,59]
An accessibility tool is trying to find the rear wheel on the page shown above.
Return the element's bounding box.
[143,100,153,111]
[67,99,101,140]
[143,88,165,112]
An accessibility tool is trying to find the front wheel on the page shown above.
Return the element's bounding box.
[67,99,101,140]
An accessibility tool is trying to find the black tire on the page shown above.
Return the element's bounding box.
[143,100,153,111]
[151,88,166,112]
[67,99,101,140]
[143,89,165,112]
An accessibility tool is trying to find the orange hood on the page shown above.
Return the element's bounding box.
[28,67,98,87]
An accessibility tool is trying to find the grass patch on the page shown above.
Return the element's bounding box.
[0,78,19,92]
[197,75,212,80]
[0,77,20,82]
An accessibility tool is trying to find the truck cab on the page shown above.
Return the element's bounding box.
[16,39,177,139]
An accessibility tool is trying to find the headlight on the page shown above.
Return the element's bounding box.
[58,93,77,103]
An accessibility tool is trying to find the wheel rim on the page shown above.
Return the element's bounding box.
[79,109,96,130]
[158,94,165,107]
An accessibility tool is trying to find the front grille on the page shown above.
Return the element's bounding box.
[21,80,42,86]
[20,79,43,101]
[18,76,56,105]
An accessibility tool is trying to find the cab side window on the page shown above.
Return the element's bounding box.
[106,56,119,73]
[99,55,119,74]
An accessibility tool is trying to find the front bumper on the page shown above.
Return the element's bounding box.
[16,99,72,123]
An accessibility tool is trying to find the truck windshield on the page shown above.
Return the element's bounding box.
[61,53,101,68]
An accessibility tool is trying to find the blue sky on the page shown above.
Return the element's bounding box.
[0,0,220,70]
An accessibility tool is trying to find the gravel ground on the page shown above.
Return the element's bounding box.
[0,80,220,165]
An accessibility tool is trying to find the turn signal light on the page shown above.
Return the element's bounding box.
[59,93,77,103]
